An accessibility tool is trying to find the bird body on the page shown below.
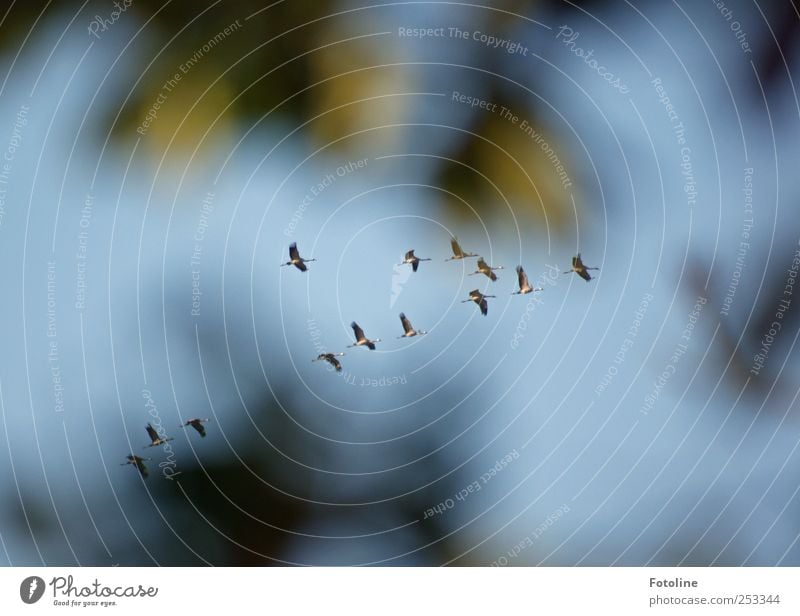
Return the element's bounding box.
[399,249,431,272]
[348,322,381,350]
[512,265,543,295]
[565,253,599,282]
[182,418,210,437]
[445,236,478,261]
[470,257,504,281]
[313,352,345,371]
[462,289,496,316]
[398,313,426,337]
[282,242,316,272]
[121,454,150,478]
[144,423,174,448]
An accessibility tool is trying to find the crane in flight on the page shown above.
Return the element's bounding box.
[512,265,543,295]
[397,313,427,338]
[469,257,504,281]
[445,236,478,261]
[181,418,210,438]
[398,249,431,272]
[564,253,599,282]
[462,289,496,316]
[121,454,150,478]
[348,322,381,350]
[313,352,345,372]
[144,423,174,448]
[281,242,316,272]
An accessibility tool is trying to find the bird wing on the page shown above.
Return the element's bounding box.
[450,237,463,257]
[488,270,497,282]
[476,257,488,271]
[136,458,149,477]
[405,250,415,260]
[399,313,413,334]
[468,289,481,300]
[351,321,366,342]
[577,268,592,282]
[573,254,582,269]
[294,260,307,272]
[479,298,488,315]
[328,356,342,372]
[289,242,300,261]
[517,265,529,290]
[145,424,159,442]
[412,259,419,272]
[191,421,206,437]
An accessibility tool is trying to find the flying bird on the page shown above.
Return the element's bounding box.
[469,257,504,281]
[181,418,210,438]
[348,322,381,350]
[564,253,599,282]
[462,289,496,316]
[313,352,345,372]
[144,423,174,448]
[121,454,150,478]
[397,312,427,338]
[281,242,316,272]
[512,265,543,295]
[399,249,431,272]
[445,236,478,261]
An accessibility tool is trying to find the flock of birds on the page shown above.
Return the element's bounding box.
[294,236,598,372]
[121,235,598,478]
[121,419,210,478]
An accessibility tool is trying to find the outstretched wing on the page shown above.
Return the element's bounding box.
[399,312,414,334]
[145,424,159,442]
[476,257,488,271]
[577,268,592,282]
[412,259,419,272]
[516,265,529,290]
[573,254,582,269]
[294,260,307,272]
[479,298,488,316]
[450,237,463,257]
[134,457,149,477]
[468,289,481,301]
[191,420,206,437]
[351,321,366,342]
[289,242,300,261]
[328,356,342,372]
[405,250,415,260]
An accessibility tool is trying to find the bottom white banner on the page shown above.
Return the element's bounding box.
[0,567,796,614]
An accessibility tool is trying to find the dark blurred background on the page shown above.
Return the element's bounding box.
[1,0,800,566]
